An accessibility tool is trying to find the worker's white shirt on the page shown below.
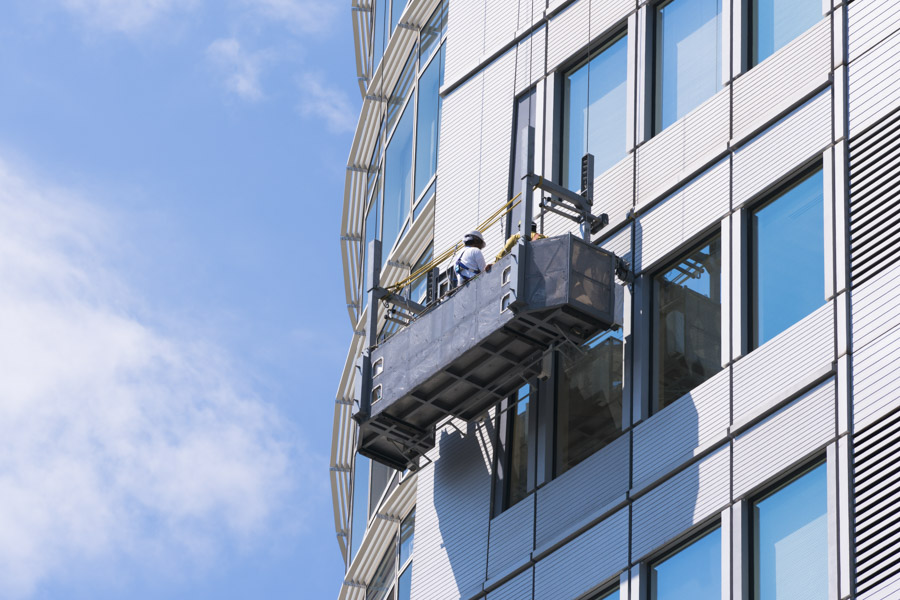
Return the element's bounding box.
[453,247,486,280]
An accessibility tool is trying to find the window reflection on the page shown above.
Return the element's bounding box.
[351,453,371,561]
[751,0,822,66]
[654,0,722,133]
[414,45,444,199]
[420,0,447,64]
[555,330,623,476]
[506,384,533,509]
[651,527,721,599]
[383,103,414,255]
[752,169,824,347]
[653,237,722,412]
[563,34,628,189]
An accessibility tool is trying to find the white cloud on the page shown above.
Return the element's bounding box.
[59,0,200,33]
[0,158,298,597]
[207,38,267,102]
[242,0,340,34]
[297,74,358,134]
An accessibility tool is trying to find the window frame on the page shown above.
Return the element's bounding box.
[648,522,723,600]
[365,506,416,600]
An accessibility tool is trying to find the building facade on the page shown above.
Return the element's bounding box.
[332,0,900,598]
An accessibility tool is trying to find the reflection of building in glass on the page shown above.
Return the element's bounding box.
[332,0,900,598]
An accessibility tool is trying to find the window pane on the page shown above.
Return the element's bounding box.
[397,564,412,600]
[388,49,417,134]
[752,0,821,65]
[589,589,620,600]
[556,329,624,476]
[351,454,371,560]
[511,88,537,209]
[383,103,415,256]
[414,46,443,199]
[651,528,721,600]
[752,170,824,346]
[399,509,415,565]
[366,540,398,600]
[506,385,532,508]
[409,246,433,303]
[754,463,827,600]
[654,237,722,411]
[655,0,722,132]
[391,0,407,34]
[420,0,447,63]
[563,35,628,188]
[369,461,393,518]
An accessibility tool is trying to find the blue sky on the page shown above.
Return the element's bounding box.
[0,1,357,598]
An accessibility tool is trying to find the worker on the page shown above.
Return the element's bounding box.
[494,222,545,262]
[451,230,488,285]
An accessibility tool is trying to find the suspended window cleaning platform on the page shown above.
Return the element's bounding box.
[354,234,619,471]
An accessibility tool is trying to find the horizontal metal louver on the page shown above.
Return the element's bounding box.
[853,406,900,598]
[849,105,900,287]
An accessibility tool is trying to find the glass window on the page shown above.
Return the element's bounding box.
[362,180,381,305]
[388,48,417,134]
[563,34,629,189]
[653,237,722,412]
[351,453,371,560]
[753,462,827,599]
[409,246,433,303]
[589,589,620,600]
[367,540,398,600]
[397,565,411,600]
[654,0,722,133]
[651,527,722,599]
[555,329,624,476]
[414,45,444,200]
[751,0,822,66]
[511,88,537,204]
[506,384,533,509]
[391,0,407,34]
[752,169,824,347]
[369,461,393,518]
[383,103,415,256]
[399,509,414,566]
[420,0,447,63]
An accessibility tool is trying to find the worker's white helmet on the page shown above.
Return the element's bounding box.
[463,230,485,246]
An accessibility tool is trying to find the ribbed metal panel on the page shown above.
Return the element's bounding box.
[852,323,900,431]
[733,379,835,498]
[546,0,590,72]
[590,0,634,44]
[518,0,545,30]
[733,303,834,425]
[516,26,547,95]
[635,88,730,209]
[487,567,533,600]
[853,407,900,599]
[848,106,900,287]
[635,158,729,273]
[848,29,900,136]
[600,224,633,264]
[848,0,900,63]
[479,51,518,255]
[534,433,630,548]
[410,420,494,600]
[632,367,730,492]
[444,0,485,89]
[484,0,519,58]
[732,18,831,143]
[596,153,635,234]
[487,494,534,579]
[631,444,730,561]
[732,90,831,209]
[434,74,484,254]
[533,507,629,600]
[851,263,900,353]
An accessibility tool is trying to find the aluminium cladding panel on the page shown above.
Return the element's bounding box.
[732,89,832,209]
[443,0,485,89]
[534,432,630,549]
[533,507,629,600]
[410,419,494,600]
[487,494,534,580]
[434,73,484,254]
[634,158,729,273]
[486,567,533,600]
[484,0,519,58]
[852,323,900,430]
[632,367,730,493]
[733,303,835,426]
[546,0,590,73]
[596,154,635,235]
[851,263,900,354]
[848,0,900,63]
[848,29,900,137]
[479,51,519,255]
[516,27,547,96]
[631,444,730,561]
[518,0,544,31]
[733,379,836,498]
[635,87,730,210]
[732,18,831,143]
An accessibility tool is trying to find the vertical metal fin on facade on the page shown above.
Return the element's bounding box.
[852,406,900,599]
[848,105,900,287]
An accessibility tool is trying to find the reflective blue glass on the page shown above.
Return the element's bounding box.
[651,528,721,600]
[752,170,824,347]
[351,454,371,560]
[752,0,822,65]
[415,46,443,199]
[383,103,414,255]
[388,48,417,134]
[397,565,411,600]
[392,0,407,34]
[420,0,447,64]
[591,590,619,600]
[409,246,432,303]
[399,509,414,565]
[563,34,628,188]
[655,0,722,132]
[754,463,827,599]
